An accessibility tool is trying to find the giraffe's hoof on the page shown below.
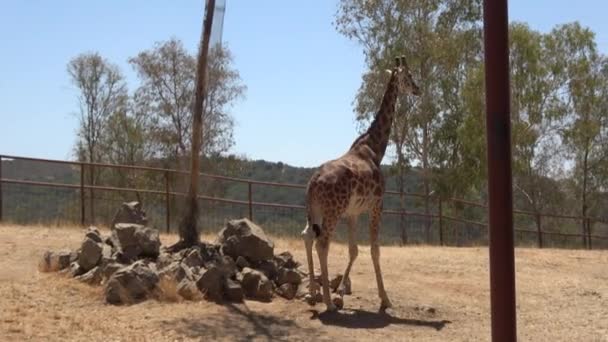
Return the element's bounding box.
[331,294,344,310]
[304,294,316,306]
[305,293,322,306]
[380,299,393,312]
[325,302,338,312]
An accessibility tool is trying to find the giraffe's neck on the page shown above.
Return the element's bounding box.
[349,71,399,165]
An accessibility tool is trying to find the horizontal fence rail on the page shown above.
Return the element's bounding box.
[1,154,607,249]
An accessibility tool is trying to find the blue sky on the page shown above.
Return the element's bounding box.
[1,1,607,167]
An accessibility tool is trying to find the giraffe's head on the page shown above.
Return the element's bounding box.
[388,56,421,96]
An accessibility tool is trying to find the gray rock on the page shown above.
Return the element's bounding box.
[75,266,102,285]
[78,238,102,271]
[85,226,103,243]
[216,218,274,263]
[104,236,114,248]
[274,251,298,269]
[100,262,124,283]
[110,201,148,229]
[276,268,302,286]
[111,223,160,261]
[217,255,237,278]
[235,256,250,270]
[158,261,194,283]
[196,265,224,302]
[177,278,201,301]
[38,249,72,272]
[67,261,86,277]
[101,244,112,260]
[224,278,244,302]
[241,267,273,301]
[156,253,175,270]
[182,249,204,268]
[255,260,278,281]
[276,283,297,300]
[105,260,159,305]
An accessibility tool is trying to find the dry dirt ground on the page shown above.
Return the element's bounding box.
[0,224,607,341]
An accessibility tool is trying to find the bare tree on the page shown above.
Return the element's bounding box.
[170,0,216,250]
[68,52,127,224]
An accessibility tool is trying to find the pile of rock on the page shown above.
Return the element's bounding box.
[39,202,314,306]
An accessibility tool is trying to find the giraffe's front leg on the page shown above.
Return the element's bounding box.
[370,201,392,311]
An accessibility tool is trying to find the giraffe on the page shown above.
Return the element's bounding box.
[301,56,420,312]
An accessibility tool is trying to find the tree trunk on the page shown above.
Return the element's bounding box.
[172,0,216,251]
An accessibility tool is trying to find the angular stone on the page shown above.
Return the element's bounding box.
[216,218,274,263]
[78,238,102,271]
[182,249,204,268]
[38,249,72,272]
[85,226,103,243]
[224,279,244,302]
[105,260,159,305]
[241,267,273,301]
[276,268,302,286]
[177,278,201,301]
[274,251,298,269]
[196,265,224,302]
[217,255,237,278]
[111,223,160,261]
[110,201,148,229]
[158,261,194,283]
[75,266,102,285]
[100,262,124,283]
[276,283,297,300]
[156,252,176,270]
[67,261,86,277]
[235,256,250,270]
[255,260,278,281]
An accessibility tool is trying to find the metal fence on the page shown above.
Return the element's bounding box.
[1,154,607,249]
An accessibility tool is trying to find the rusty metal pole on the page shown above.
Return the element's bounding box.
[483,0,517,340]
[0,156,3,222]
[248,182,253,221]
[80,163,85,226]
[438,198,444,246]
[165,171,171,233]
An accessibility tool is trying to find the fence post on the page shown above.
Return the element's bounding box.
[165,171,171,233]
[438,198,444,246]
[0,155,3,222]
[80,163,85,226]
[582,217,587,249]
[587,217,592,250]
[248,182,253,221]
[536,213,543,249]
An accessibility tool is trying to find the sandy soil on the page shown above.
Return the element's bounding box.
[0,223,607,341]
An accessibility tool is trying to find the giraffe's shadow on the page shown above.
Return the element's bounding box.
[310,309,451,331]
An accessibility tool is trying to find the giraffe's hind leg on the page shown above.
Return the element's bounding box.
[302,223,318,305]
[317,215,338,312]
[337,216,357,297]
[369,201,392,311]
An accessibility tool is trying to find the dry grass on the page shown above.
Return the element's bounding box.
[0,223,607,341]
